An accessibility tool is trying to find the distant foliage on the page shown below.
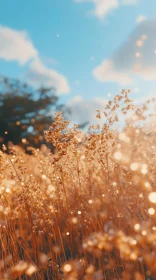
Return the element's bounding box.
[0,76,62,149]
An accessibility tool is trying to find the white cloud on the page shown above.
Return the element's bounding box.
[23,59,70,94]
[134,65,156,81]
[0,25,70,94]
[68,95,107,124]
[74,0,138,19]
[0,25,38,65]
[91,0,119,19]
[93,19,156,85]
[74,0,118,19]
[93,59,133,85]
[136,15,147,24]
[122,0,138,4]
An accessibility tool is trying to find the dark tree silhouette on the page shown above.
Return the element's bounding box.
[0,76,63,149]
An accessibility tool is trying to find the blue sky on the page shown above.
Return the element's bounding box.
[0,0,156,123]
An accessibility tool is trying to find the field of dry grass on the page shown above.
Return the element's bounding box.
[0,90,156,280]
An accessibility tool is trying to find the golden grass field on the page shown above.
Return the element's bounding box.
[0,90,156,279]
